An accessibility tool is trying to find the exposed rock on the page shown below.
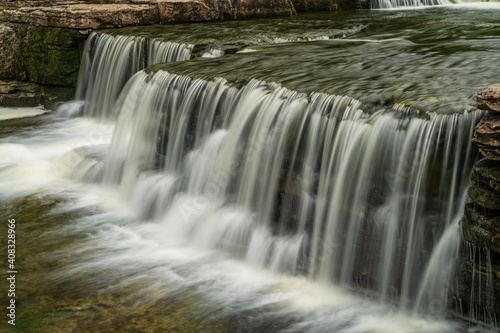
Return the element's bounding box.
[0,79,74,108]
[473,83,500,113]
[469,184,500,211]
[23,27,87,86]
[1,4,160,30]
[0,80,43,107]
[455,259,500,320]
[470,159,500,191]
[158,0,295,24]
[472,112,500,161]
[158,0,219,23]
[0,24,23,79]
[462,204,500,253]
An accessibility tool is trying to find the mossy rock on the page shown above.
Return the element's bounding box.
[470,159,500,191]
[469,184,500,211]
[462,211,500,254]
[465,203,500,234]
[455,258,500,322]
[22,27,86,87]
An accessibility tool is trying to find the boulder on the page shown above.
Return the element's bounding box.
[472,112,500,161]
[473,83,500,113]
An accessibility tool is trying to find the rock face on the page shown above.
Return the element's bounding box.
[473,83,500,113]
[0,24,24,80]
[458,83,500,324]
[23,27,87,86]
[0,80,74,108]
[1,4,160,29]
[472,113,500,161]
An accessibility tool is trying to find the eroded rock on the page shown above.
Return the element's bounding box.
[472,112,500,161]
[473,83,500,113]
[1,4,160,30]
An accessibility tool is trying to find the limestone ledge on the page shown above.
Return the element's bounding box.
[0,0,296,29]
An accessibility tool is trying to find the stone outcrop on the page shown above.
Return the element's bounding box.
[1,4,160,29]
[472,113,500,161]
[473,83,500,113]
[457,82,500,323]
[0,80,74,108]
[463,159,500,252]
[471,83,500,161]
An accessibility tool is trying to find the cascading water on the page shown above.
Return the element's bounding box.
[73,69,481,314]
[60,32,193,119]
[371,0,449,9]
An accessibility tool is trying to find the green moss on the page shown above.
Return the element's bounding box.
[469,184,500,211]
[22,27,85,87]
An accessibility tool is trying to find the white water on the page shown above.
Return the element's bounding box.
[371,0,449,9]
[0,92,482,331]
[62,70,482,316]
[67,32,194,120]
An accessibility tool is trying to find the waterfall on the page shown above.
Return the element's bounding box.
[371,0,450,9]
[71,69,481,312]
[65,32,193,119]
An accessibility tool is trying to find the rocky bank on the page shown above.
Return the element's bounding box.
[457,83,500,322]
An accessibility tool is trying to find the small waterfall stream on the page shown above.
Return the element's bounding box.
[68,69,481,314]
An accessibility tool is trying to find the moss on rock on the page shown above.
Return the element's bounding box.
[468,184,500,211]
[22,27,86,87]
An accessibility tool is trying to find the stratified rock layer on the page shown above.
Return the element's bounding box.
[472,112,500,161]
[458,83,500,324]
[473,83,500,113]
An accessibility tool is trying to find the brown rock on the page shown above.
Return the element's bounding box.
[158,0,220,23]
[472,112,500,160]
[473,83,500,112]
[158,0,295,23]
[0,79,74,108]
[1,4,160,30]
[0,23,23,80]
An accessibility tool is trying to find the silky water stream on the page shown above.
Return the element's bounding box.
[2,5,500,332]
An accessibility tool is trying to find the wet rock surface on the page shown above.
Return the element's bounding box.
[458,84,500,324]
[0,80,75,108]
[472,113,500,161]
[473,83,500,113]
